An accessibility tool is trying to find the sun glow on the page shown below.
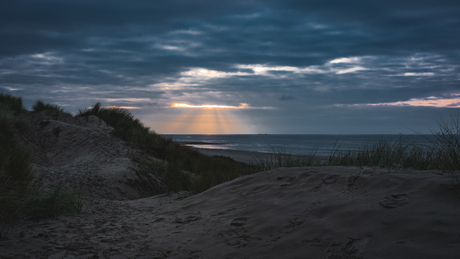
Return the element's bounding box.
[365,97,460,108]
[338,94,460,108]
[157,108,249,134]
[172,103,248,109]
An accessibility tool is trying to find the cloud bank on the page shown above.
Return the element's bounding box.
[1,0,459,133]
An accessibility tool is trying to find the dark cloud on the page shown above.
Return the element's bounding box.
[279,95,296,101]
[1,0,459,133]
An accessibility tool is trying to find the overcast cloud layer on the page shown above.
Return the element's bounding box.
[1,0,459,134]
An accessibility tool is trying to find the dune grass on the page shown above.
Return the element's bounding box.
[256,120,460,191]
[32,100,65,113]
[259,137,445,170]
[0,93,80,231]
[326,137,435,169]
[427,116,460,192]
[0,93,26,114]
[77,103,258,194]
[255,146,321,171]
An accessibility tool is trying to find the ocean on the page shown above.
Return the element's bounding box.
[163,134,436,156]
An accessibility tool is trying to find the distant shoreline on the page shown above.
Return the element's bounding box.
[193,147,324,164]
[167,134,437,158]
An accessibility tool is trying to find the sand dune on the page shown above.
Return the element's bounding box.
[1,112,459,258]
[19,111,163,200]
[2,166,459,258]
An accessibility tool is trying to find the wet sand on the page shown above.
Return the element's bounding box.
[194,147,320,164]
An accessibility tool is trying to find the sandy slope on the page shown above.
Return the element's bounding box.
[1,166,460,258]
[1,112,460,258]
[18,111,164,200]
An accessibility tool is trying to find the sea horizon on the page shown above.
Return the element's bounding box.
[164,134,435,156]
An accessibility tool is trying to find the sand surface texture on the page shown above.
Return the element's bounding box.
[18,111,164,200]
[2,167,459,258]
[1,112,460,258]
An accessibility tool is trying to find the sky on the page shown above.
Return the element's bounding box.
[1,0,459,134]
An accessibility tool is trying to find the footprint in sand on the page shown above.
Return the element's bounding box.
[379,194,411,208]
[327,236,372,259]
[231,217,247,227]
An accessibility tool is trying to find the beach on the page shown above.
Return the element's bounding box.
[194,147,266,164]
[194,147,318,164]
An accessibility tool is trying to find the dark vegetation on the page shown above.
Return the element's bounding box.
[264,129,458,170]
[0,95,80,231]
[32,100,64,113]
